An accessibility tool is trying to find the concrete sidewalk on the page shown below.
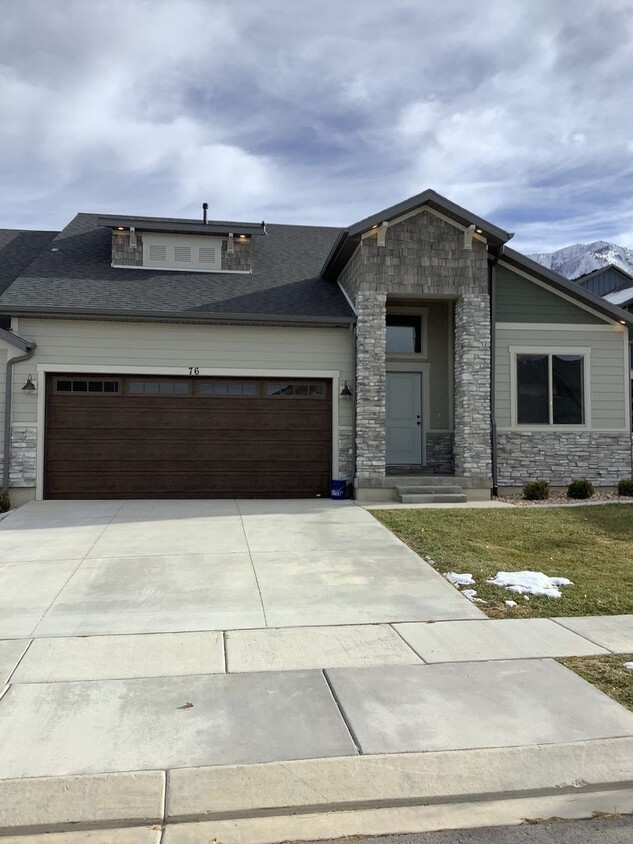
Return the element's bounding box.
[1,613,633,838]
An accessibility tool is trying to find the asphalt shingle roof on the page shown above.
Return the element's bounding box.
[0,228,58,328]
[0,214,354,324]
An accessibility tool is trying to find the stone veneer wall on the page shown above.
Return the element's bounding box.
[338,427,354,479]
[425,432,455,474]
[338,210,492,485]
[497,431,632,486]
[453,293,491,480]
[112,232,144,266]
[9,426,37,487]
[221,238,251,271]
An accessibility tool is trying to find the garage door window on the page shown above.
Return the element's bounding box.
[265,382,325,398]
[55,379,120,394]
[128,380,190,396]
[198,382,258,397]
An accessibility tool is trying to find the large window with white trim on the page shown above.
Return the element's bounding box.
[516,353,586,425]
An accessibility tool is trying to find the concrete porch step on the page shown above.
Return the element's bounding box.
[396,485,464,495]
[398,493,468,504]
[395,482,467,503]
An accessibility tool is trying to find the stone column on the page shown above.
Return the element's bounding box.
[453,293,492,481]
[354,289,387,482]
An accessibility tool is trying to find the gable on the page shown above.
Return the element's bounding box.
[577,266,632,297]
[496,264,606,325]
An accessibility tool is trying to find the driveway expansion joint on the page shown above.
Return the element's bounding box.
[321,668,362,755]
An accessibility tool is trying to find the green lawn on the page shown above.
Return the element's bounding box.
[560,655,633,712]
[374,504,633,618]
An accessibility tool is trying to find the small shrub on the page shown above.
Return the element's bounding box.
[567,479,594,499]
[523,479,550,500]
[0,491,10,513]
[617,478,633,497]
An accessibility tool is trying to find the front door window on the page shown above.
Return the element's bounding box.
[386,314,422,354]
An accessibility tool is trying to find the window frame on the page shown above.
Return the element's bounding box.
[264,381,327,399]
[53,377,121,396]
[509,346,591,429]
[125,378,192,397]
[386,306,429,358]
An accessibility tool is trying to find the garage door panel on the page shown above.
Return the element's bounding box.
[45,375,333,499]
[46,438,331,462]
[47,407,329,432]
[45,470,331,498]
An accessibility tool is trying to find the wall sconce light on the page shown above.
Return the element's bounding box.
[340,381,353,398]
[21,374,36,393]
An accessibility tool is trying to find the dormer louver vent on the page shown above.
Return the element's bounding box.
[139,233,226,271]
[148,244,167,262]
[199,246,217,264]
[174,245,192,262]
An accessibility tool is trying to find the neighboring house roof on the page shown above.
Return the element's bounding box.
[0,228,58,328]
[0,213,354,326]
[574,263,633,286]
[501,248,633,326]
[321,188,514,280]
[605,285,633,308]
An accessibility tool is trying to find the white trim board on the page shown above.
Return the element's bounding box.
[34,364,342,501]
[111,263,251,275]
[496,322,625,333]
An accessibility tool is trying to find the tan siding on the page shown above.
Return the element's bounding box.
[495,326,628,429]
[13,319,355,427]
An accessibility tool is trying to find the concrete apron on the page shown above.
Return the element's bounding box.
[1,739,633,841]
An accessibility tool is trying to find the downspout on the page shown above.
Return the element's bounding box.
[351,321,358,497]
[3,344,36,493]
[489,245,504,498]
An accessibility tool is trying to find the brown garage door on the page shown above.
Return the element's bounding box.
[44,375,332,499]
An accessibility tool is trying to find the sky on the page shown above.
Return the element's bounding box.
[1,0,632,253]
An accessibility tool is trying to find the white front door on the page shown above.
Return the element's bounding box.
[386,372,422,464]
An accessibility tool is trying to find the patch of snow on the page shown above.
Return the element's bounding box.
[462,589,477,599]
[444,572,475,586]
[487,571,573,598]
[623,662,633,672]
[505,600,517,607]
[472,597,487,604]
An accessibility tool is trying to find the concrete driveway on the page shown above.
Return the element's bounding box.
[0,498,481,639]
[2,499,633,835]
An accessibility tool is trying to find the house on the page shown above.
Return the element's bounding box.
[0,189,631,504]
[573,264,633,419]
[574,263,633,299]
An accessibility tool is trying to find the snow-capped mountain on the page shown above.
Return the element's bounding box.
[529,241,633,280]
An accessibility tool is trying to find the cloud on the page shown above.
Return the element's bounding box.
[1,0,632,252]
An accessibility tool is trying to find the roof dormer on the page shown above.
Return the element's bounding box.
[98,210,266,274]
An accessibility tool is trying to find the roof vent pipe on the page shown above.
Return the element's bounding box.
[202,202,209,224]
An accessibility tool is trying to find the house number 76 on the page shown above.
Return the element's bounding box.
[188,367,200,375]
